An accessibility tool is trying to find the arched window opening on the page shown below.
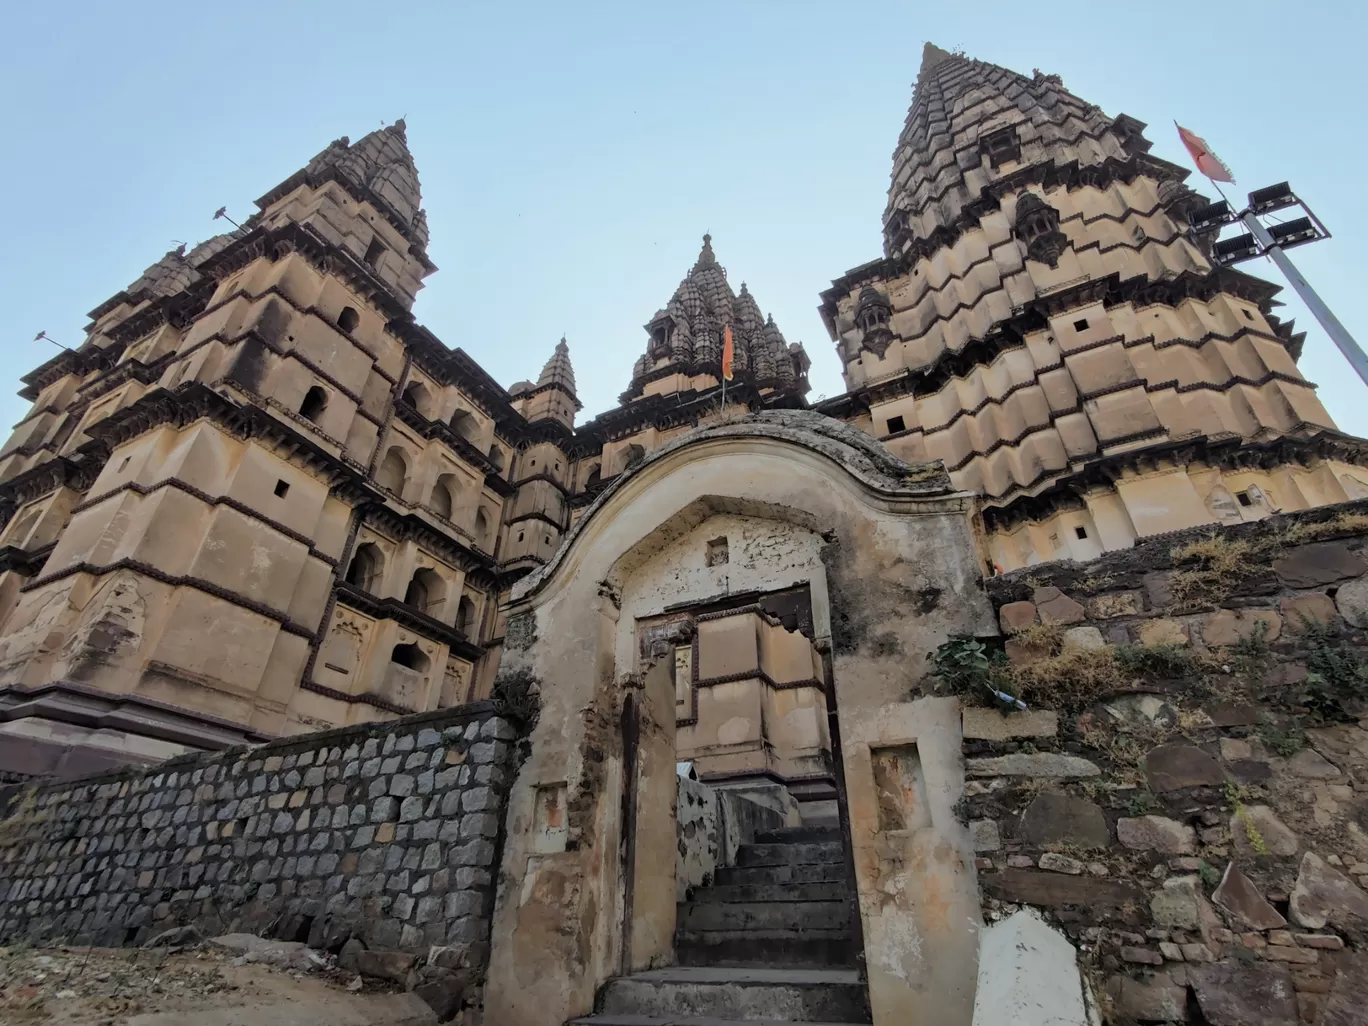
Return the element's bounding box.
[623,444,646,473]
[402,381,433,419]
[457,596,477,639]
[585,465,601,489]
[404,567,444,614]
[474,508,492,549]
[337,307,360,333]
[449,409,479,443]
[345,542,384,593]
[377,447,408,495]
[299,385,328,422]
[390,642,428,672]
[430,475,456,520]
[488,446,506,472]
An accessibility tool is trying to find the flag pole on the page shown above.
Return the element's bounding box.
[1175,121,1368,389]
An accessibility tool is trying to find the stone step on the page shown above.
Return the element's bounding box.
[569,1017,866,1025]
[594,967,870,1023]
[676,930,861,969]
[679,900,855,933]
[699,881,850,904]
[735,842,844,868]
[754,826,842,845]
[713,863,849,887]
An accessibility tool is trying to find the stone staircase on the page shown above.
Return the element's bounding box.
[569,826,870,1025]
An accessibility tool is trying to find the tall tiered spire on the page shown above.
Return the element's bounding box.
[883,44,1132,257]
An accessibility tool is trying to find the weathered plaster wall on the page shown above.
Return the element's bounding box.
[484,412,998,1026]
[0,702,517,976]
[961,500,1368,1024]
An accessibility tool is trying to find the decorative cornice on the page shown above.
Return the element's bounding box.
[71,477,338,566]
[20,557,315,637]
[981,430,1368,533]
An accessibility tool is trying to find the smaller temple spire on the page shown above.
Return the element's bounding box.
[537,336,577,395]
[694,234,717,270]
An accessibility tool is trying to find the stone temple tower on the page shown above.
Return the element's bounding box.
[820,44,1368,571]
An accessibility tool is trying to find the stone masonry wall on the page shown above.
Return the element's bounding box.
[957,501,1368,1025]
[0,701,517,973]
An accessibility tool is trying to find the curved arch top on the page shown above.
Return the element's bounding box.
[513,409,964,605]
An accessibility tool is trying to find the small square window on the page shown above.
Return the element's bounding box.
[363,237,386,268]
[1236,491,1253,507]
[274,480,290,498]
[705,536,729,567]
[887,415,906,434]
[1074,526,1088,540]
[1073,318,1089,331]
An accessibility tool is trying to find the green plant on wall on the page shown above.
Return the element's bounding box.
[1293,619,1368,721]
[929,636,1019,708]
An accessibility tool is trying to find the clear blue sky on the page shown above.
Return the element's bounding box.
[5,1,1367,437]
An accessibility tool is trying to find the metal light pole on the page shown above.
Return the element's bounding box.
[1238,212,1368,387]
[1189,183,1368,389]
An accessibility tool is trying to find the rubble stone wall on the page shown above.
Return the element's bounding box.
[0,701,518,971]
[967,502,1368,1025]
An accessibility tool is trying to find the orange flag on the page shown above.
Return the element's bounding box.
[721,325,735,381]
[1175,123,1235,183]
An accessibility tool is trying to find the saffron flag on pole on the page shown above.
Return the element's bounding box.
[722,324,735,381]
[1175,123,1235,183]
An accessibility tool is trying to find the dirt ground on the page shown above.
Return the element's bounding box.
[0,944,434,1026]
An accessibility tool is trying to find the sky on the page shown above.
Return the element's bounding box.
[4,0,1368,438]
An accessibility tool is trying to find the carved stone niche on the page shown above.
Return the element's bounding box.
[980,125,1022,169]
[1013,192,1069,268]
[854,285,895,357]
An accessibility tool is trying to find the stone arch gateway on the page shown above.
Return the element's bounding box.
[484,411,998,1026]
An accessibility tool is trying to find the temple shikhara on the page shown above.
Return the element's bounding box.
[2,43,1365,1026]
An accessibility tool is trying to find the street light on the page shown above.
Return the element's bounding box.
[1188,183,1368,387]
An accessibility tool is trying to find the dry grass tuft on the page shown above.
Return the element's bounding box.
[1168,534,1260,608]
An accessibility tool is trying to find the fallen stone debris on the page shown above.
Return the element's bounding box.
[0,931,478,1025]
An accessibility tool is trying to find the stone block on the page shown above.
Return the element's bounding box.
[998,601,1038,633]
[970,820,1001,852]
[1121,945,1163,965]
[1231,805,1298,858]
[1333,574,1368,628]
[1280,592,1337,631]
[1324,955,1368,1026]
[1018,793,1110,849]
[1273,542,1366,589]
[355,948,416,983]
[1061,626,1105,651]
[965,754,1100,778]
[1087,591,1143,619]
[1118,815,1195,854]
[1213,861,1287,930]
[961,708,1058,741]
[1106,973,1186,1022]
[1286,748,1341,779]
[983,870,1143,908]
[1290,851,1368,930]
[389,774,416,797]
[1190,962,1298,1025]
[1151,875,1203,929]
[1158,940,1184,961]
[1038,853,1083,875]
[1145,743,1225,791]
[1202,608,1282,647]
[1033,586,1086,625]
[1136,617,1188,647]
